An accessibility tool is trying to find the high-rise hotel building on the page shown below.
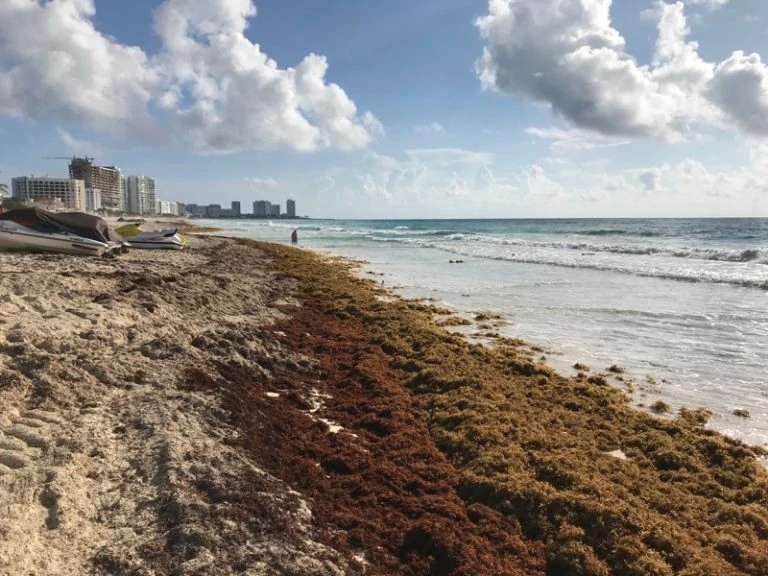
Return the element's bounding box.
[11,176,86,210]
[69,157,122,211]
[126,176,157,215]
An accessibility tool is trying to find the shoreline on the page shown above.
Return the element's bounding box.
[281,232,768,452]
[0,235,767,574]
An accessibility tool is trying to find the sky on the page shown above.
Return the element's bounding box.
[1,0,768,218]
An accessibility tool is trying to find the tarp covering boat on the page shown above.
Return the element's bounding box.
[0,207,125,245]
[0,220,111,256]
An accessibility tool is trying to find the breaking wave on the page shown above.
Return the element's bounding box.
[440,248,768,290]
[575,229,664,237]
[371,232,767,265]
[360,230,768,289]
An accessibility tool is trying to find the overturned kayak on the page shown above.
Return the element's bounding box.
[0,220,112,256]
[116,224,187,250]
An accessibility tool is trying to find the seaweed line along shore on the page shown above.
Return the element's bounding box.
[0,228,767,575]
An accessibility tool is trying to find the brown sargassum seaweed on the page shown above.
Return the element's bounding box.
[196,239,768,576]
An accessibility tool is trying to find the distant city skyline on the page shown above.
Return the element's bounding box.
[7,156,184,216]
[1,1,767,218]
[186,198,301,219]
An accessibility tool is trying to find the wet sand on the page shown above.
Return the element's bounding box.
[0,234,767,575]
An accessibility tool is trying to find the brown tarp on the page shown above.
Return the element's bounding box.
[0,208,125,244]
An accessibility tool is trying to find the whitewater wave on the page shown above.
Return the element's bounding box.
[574,229,664,237]
[438,247,768,290]
[364,232,767,265]
[376,232,767,265]
[563,244,765,264]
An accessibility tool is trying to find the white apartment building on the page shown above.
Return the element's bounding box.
[120,177,128,211]
[11,176,86,210]
[145,177,156,214]
[86,188,102,212]
[126,175,157,215]
[156,199,183,216]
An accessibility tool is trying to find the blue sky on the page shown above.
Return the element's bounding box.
[1,0,768,218]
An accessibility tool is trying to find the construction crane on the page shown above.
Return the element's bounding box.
[42,156,94,162]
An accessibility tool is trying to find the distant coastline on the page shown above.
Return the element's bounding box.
[188,215,311,220]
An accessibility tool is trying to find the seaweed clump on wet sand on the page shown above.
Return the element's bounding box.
[241,240,768,576]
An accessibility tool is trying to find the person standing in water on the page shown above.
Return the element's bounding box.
[291,229,298,244]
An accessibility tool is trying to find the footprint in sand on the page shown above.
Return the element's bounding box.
[0,410,63,475]
[0,409,66,537]
[22,295,49,315]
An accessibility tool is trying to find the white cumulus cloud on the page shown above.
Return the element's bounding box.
[0,0,381,154]
[707,52,768,136]
[476,0,768,140]
[405,148,495,167]
[304,142,768,217]
[526,126,629,150]
[0,0,161,141]
[56,127,105,156]
[415,122,447,136]
[684,0,731,9]
[247,177,279,189]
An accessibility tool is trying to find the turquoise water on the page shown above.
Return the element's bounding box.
[205,218,768,448]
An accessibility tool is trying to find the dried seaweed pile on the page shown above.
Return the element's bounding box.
[248,240,768,576]
[184,242,546,576]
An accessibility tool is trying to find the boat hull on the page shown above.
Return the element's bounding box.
[124,239,186,250]
[116,224,187,250]
[0,224,109,256]
[124,232,187,250]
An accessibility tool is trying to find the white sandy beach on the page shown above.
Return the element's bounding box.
[0,237,349,576]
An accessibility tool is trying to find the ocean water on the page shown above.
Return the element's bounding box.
[203,218,768,448]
